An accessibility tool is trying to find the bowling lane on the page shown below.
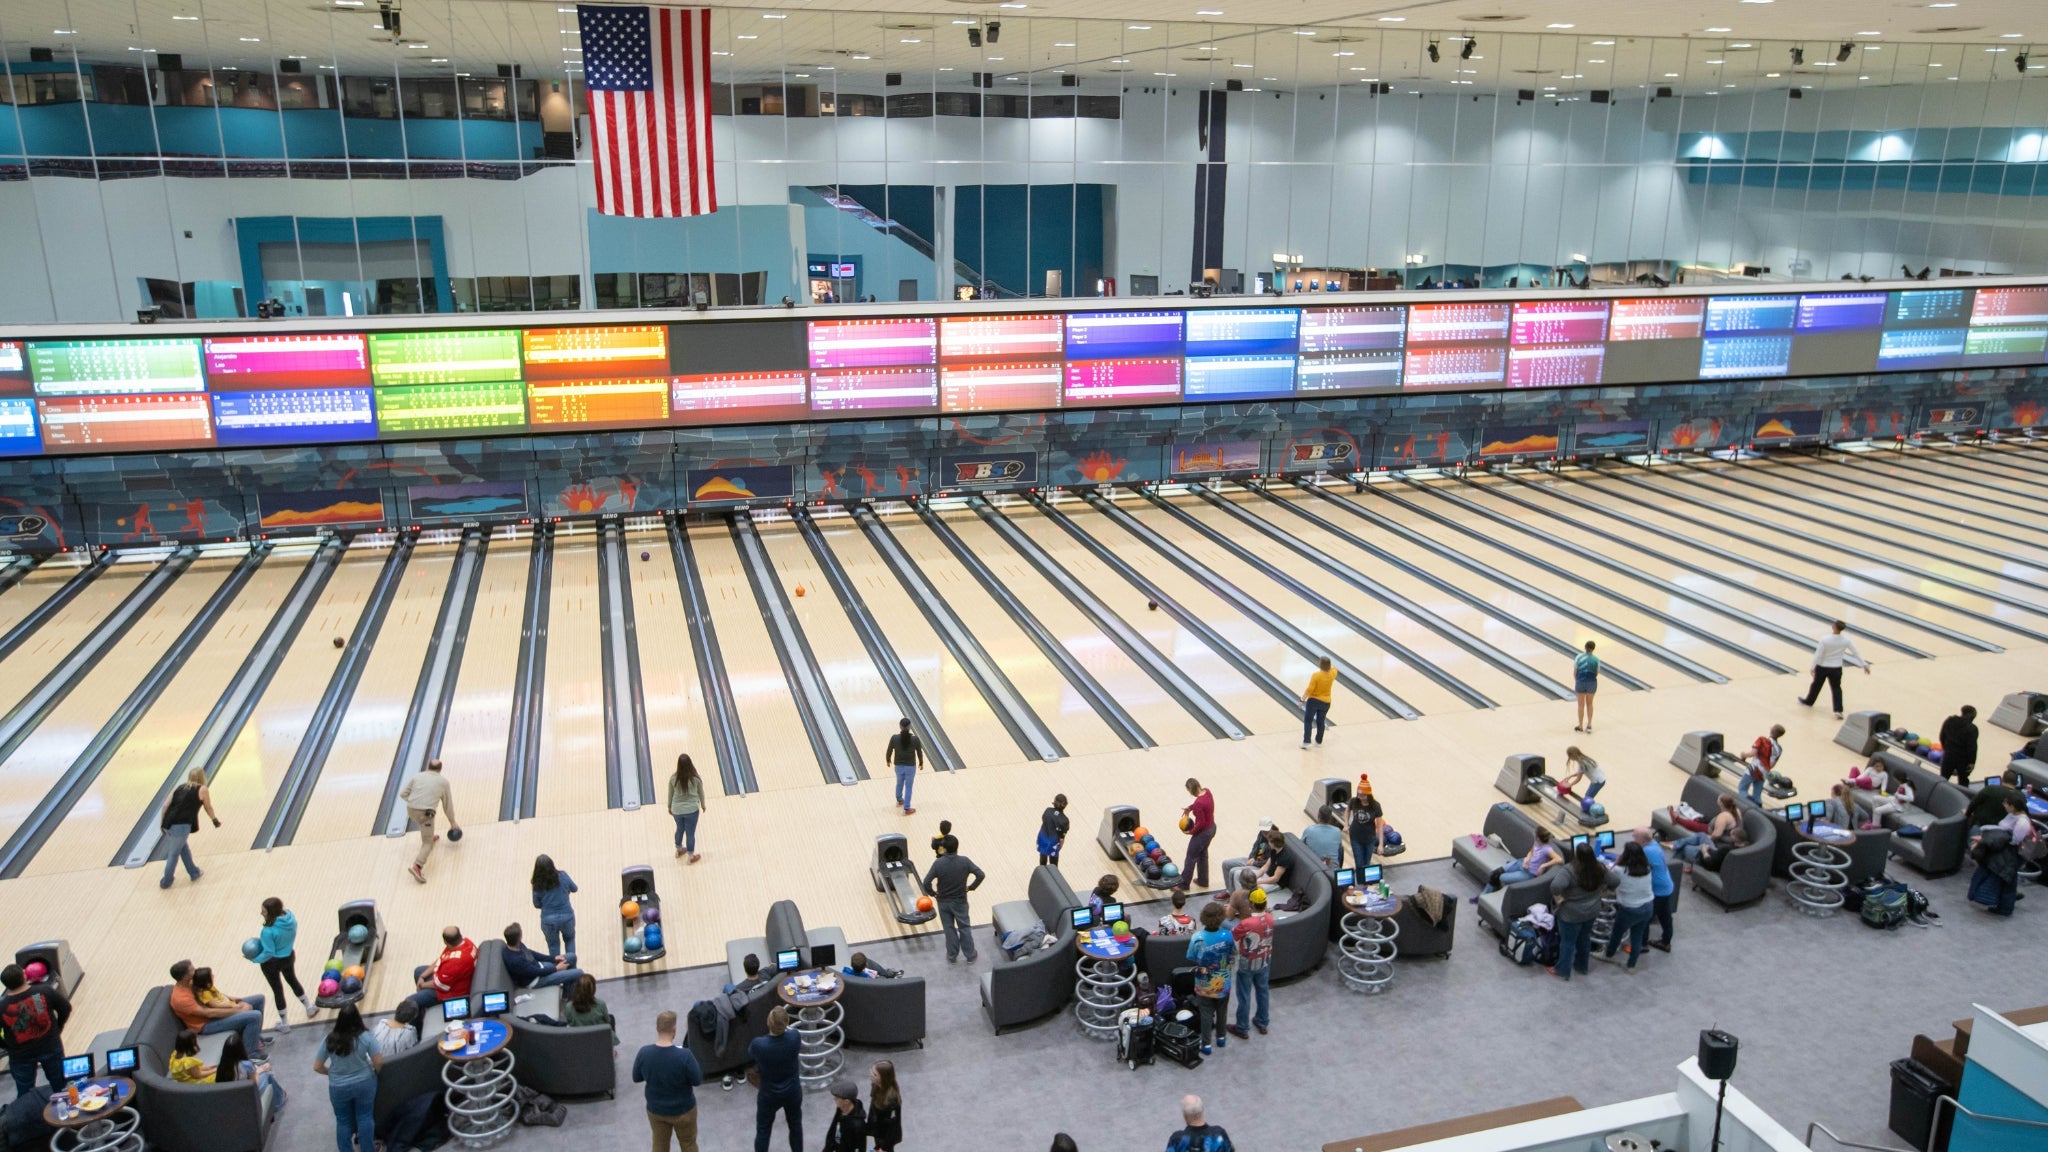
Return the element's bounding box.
[1632,468,2048,611]
[534,535,605,817]
[434,536,526,820]
[0,558,236,855]
[198,544,385,859]
[293,543,460,844]
[1123,499,1467,715]
[878,513,1127,757]
[1174,494,1539,708]
[1056,499,1360,709]
[807,517,1035,768]
[0,561,78,639]
[1833,456,2048,531]
[1402,481,1870,663]
[686,525,835,791]
[1556,474,2042,643]
[1228,489,1595,691]
[1277,488,1699,689]
[626,527,728,792]
[1540,475,2007,647]
[0,560,159,717]
[998,501,1296,731]
[938,507,1214,746]
[1888,450,2043,499]
[1716,464,2048,574]
[27,551,312,877]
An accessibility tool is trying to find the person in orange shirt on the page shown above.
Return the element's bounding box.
[167,959,267,1058]
[1300,657,1336,749]
[403,926,476,1016]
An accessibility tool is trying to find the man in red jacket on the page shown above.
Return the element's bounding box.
[404,926,476,1015]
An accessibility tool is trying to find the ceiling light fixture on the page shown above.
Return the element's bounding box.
[1461,38,1476,60]
[1197,9,1225,15]
[240,37,262,43]
[1706,27,1732,33]
[1790,46,1804,65]
[1546,23,1574,29]
[1378,16,1405,21]
[1426,41,1440,63]
[1592,40,1614,46]
[1837,42,1854,62]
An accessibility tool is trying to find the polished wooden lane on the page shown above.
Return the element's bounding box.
[0,559,78,640]
[1724,461,2048,572]
[25,551,312,877]
[434,536,527,823]
[535,535,605,818]
[0,559,158,717]
[625,527,728,794]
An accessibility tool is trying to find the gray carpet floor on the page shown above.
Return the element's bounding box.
[33,855,2048,1152]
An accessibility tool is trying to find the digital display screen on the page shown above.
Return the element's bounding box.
[1971,286,2048,325]
[938,314,1064,361]
[776,949,801,971]
[1100,902,1123,924]
[673,318,808,374]
[1699,336,1793,378]
[1407,303,1511,345]
[61,1056,93,1081]
[1888,289,1972,327]
[0,340,25,384]
[1065,311,1183,359]
[809,366,939,415]
[106,1048,138,1074]
[373,381,527,437]
[1610,298,1706,341]
[670,371,809,424]
[1404,346,1507,389]
[35,393,214,453]
[1296,351,1403,394]
[367,330,522,386]
[480,991,509,1016]
[1184,355,1298,401]
[1184,308,1300,357]
[940,362,1064,413]
[1877,328,1968,368]
[1300,306,1406,353]
[526,377,670,429]
[807,318,937,369]
[521,325,668,380]
[440,996,471,1021]
[1704,296,1798,335]
[1063,358,1181,407]
[1795,293,1887,332]
[211,387,377,448]
[1508,344,1606,388]
[29,339,206,395]
[0,398,38,456]
[1964,325,2048,363]
[202,333,370,387]
[1070,907,1092,928]
[1510,301,1610,345]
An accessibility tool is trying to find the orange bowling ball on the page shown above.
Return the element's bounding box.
[620,900,641,920]
[795,585,806,597]
[915,895,934,913]
[1131,826,1149,840]
[343,965,365,980]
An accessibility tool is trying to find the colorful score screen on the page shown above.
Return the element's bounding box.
[808,318,937,369]
[938,315,1064,361]
[670,371,810,425]
[373,380,527,436]
[1609,298,1705,341]
[526,378,670,429]
[29,339,206,395]
[521,326,669,380]
[202,334,371,388]
[367,330,522,386]
[940,362,1064,413]
[35,393,214,453]
[1063,358,1181,407]
[210,388,377,448]
[1510,302,1609,345]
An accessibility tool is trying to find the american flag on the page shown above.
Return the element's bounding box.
[578,4,718,217]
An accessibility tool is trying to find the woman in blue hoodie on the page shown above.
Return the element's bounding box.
[253,897,315,1033]
[531,855,579,966]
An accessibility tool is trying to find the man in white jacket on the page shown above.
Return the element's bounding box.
[1795,620,1870,720]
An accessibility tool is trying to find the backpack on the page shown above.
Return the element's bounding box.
[1501,920,1558,967]
[514,1085,566,1127]
[0,990,54,1046]
[1860,884,1909,930]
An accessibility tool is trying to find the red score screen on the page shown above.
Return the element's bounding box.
[1510,301,1610,345]
[36,393,214,453]
[1971,286,2048,325]
[201,334,371,388]
[0,341,28,396]
[1403,346,1508,390]
[1507,344,1606,388]
[938,314,1064,361]
[1406,303,1512,345]
[940,362,1064,413]
[521,326,669,380]
[1609,298,1706,341]
[669,371,810,425]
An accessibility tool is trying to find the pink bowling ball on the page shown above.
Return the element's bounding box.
[22,961,48,983]
[319,978,341,997]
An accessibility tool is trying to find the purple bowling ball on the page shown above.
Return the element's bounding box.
[1929,749,1944,764]
[641,905,660,924]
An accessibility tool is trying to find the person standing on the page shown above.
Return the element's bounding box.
[1740,726,1785,806]
[886,719,925,816]
[1036,794,1070,866]
[634,1010,705,1152]
[157,766,220,889]
[313,1005,382,1152]
[1225,890,1274,1039]
[252,897,315,1034]
[1347,781,1384,871]
[1299,656,1335,749]
[1939,705,1980,787]
[1573,641,1600,733]
[396,758,460,884]
[531,854,579,965]
[749,1007,804,1152]
[1164,1094,1236,1152]
[1176,778,1216,893]
[1,963,72,1098]
[1596,842,1655,974]
[1183,903,1234,1056]
[1634,828,1677,953]
[920,838,985,963]
[1796,620,1870,719]
[823,1081,868,1152]
[1546,843,1614,981]
[1556,747,1605,805]
[668,755,707,863]
[868,1061,902,1152]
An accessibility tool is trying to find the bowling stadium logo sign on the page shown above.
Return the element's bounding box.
[941,452,1038,489]
[1288,442,1354,466]
[0,514,48,541]
[1921,405,1982,430]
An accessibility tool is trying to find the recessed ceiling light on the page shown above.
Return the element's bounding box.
[52,28,77,34]
[430,57,448,63]
[240,37,262,42]
[737,34,756,39]
[1857,31,1883,36]
[1110,58,1130,63]
[794,73,809,78]
[1730,43,1753,48]
[1930,62,1944,67]
[1664,72,1679,77]
[1592,41,1614,46]
[1378,16,1405,21]
[821,66,835,71]
[1588,58,1606,63]
[1349,66,1368,71]
[1295,29,1317,36]
[1153,71,1176,76]
[763,13,787,19]
[851,53,869,59]
[987,55,1003,60]
[2001,32,2025,38]
[1197,9,1225,14]
[1765,71,1780,77]
[900,38,920,43]
[1546,23,1575,29]
[1706,27,1732,33]
[1986,46,2008,51]
[1705,59,1725,64]
[1927,2,1958,7]
[1197,45,1215,51]
[1128,25,1150,30]
[1055,42,1075,47]
[172,16,198,21]
[1333,51,1354,57]
[1264,77,1278,81]
[1233,63,1251,68]
[1864,46,1882,50]
[999,2,1028,7]
[1859,75,1871,79]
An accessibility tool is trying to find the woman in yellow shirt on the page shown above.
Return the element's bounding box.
[168,1029,217,1083]
[1301,656,1336,749]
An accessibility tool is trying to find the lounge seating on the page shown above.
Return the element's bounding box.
[839,973,926,1047]
[1688,809,1774,909]
[1390,892,1457,958]
[371,1027,447,1132]
[684,981,779,1078]
[1837,826,1896,887]
[725,899,848,985]
[1656,774,1801,880]
[1853,755,1971,876]
[119,986,273,1152]
[1152,834,1331,984]
[980,865,1079,1032]
[1450,803,1559,937]
[468,939,615,1099]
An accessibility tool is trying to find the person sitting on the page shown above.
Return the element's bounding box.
[1821,783,1857,831]
[1244,822,1278,873]
[1155,889,1195,936]
[1852,766,1914,829]
[842,952,902,980]
[561,973,617,1046]
[1249,829,1293,893]
[500,923,583,990]
[1966,769,2026,831]
[1665,794,1744,866]
[370,998,421,1057]
[405,926,476,1016]
[1300,805,1344,870]
[214,1030,286,1113]
[169,959,267,1058]
[1224,868,1258,923]
[728,953,771,996]
[1474,826,1563,902]
[1088,875,1121,923]
[168,1029,216,1083]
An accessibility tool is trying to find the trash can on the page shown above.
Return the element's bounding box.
[1888,1057,1955,1152]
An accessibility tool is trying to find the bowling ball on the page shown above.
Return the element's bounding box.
[795,586,806,598]
[333,636,345,649]
[447,827,462,842]
[641,551,650,561]
[242,938,263,961]
[1111,920,1129,936]
[340,976,361,994]
[324,958,344,974]
[621,900,641,920]
[343,965,365,980]
[22,961,47,984]
[318,978,340,997]
[642,905,660,924]
[1131,826,1149,840]
[1147,600,1159,611]
[1161,862,1179,879]
[915,895,934,912]
[1586,802,1606,819]
[644,925,664,949]
[1178,813,1194,833]
[624,933,644,954]
[348,924,369,946]
[1930,749,1945,764]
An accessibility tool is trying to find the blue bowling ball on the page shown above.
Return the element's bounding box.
[241,938,263,961]
[347,924,369,946]
[340,976,362,994]
[1584,801,1606,819]
[1161,862,1179,879]
[644,924,664,950]
[624,933,644,954]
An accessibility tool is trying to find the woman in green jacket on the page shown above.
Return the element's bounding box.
[669,754,707,863]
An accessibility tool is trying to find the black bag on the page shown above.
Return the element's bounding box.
[515,1086,566,1128]
[687,999,717,1039]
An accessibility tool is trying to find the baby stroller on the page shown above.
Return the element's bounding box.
[1117,1009,1156,1069]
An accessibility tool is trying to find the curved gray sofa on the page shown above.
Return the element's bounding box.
[119,985,272,1152]
[469,939,616,1100]
[1451,803,1559,937]
[980,865,1079,1032]
[685,981,779,1078]
[839,975,927,1047]
[372,1027,447,1129]
[1853,756,1970,876]
[1141,834,1330,984]
[1690,809,1775,909]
